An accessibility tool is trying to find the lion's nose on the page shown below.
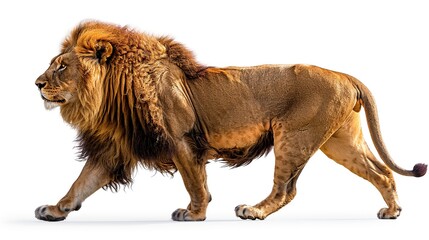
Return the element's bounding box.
[35,80,46,90]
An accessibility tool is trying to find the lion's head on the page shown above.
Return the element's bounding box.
[34,24,117,128]
[36,21,202,130]
[35,51,82,110]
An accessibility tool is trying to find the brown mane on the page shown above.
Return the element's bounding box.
[60,21,205,190]
[157,36,206,79]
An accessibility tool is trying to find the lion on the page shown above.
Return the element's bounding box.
[34,20,426,221]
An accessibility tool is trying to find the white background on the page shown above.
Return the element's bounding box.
[1,0,428,239]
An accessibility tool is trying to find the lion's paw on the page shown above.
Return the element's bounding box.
[35,205,67,222]
[235,205,265,220]
[377,207,401,219]
[171,208,206,221]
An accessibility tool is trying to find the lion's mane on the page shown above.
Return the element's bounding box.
[60,21,205,190]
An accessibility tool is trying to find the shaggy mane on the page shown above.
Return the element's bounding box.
[157,36,206,79]
[59,21,207,190]
[62,21,206,78]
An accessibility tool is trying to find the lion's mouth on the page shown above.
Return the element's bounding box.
[41,95,66,103]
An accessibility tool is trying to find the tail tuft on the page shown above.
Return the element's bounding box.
[413,163,427,177]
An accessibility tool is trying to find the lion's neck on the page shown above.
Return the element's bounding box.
[60,98,101,131]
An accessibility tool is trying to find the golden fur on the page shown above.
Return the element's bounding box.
[35,20,426,221]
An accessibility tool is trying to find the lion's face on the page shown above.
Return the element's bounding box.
[35,52,83,110]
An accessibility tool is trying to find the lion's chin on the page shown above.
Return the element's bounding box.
[44,100,61,110]
[41,96,66,110]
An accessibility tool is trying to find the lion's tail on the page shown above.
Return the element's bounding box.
[351,77,427,177]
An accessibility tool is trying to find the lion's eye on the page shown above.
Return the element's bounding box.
[58,64,67,72]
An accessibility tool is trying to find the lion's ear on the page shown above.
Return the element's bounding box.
[94,41,113,64]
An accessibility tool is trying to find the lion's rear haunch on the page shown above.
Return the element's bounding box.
[34,20,426,222]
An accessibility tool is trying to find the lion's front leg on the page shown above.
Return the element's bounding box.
[171,140,210,221]
[35,162,111,221]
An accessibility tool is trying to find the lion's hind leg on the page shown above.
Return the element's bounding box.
[320,112,401,219]
[235,122,329,220]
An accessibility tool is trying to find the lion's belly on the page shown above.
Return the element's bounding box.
[206,124,267,150]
